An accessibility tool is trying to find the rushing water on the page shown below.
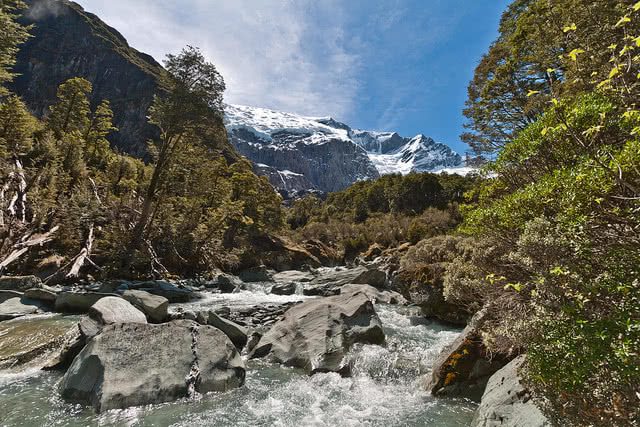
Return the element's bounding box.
[0,273,476,427]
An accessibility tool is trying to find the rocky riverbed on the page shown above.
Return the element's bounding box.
[0,267,480,426]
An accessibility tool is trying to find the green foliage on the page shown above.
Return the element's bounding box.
[0,0,30,95]
[459,1,640,424]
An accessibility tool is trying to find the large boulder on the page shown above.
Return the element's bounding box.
[303,266,369,296]
[471,356,550,427]
[60,321,245,412]
[122,290,168,323]
[54,291,118,313]
[249,291,385,374]
[203,273,242,293]
[424,309,507,400]
[0,297,42,321]
[0,275,42,291]
[195,310,248,350]
[88,296,147,325]
[340,284,407,305]
[352,266,387,288]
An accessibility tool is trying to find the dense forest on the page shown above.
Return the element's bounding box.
[0,0,639,425]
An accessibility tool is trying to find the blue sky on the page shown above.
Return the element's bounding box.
[78,0,510,154]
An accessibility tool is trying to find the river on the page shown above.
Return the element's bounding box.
[0,272,477,426]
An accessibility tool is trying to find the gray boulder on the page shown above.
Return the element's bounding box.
[0,275,42,291]
[54,291,118,313]
[352,267,387,288]
[249,291,385,374]
[122,290,168,323]
[0,297,41,321]
[270,282,297,295]
[196,310,248,350]
[303,266,377,296]
[88,296,147,325]
[24,286,58,303]
[340,284,407,305]
[471,356,550,427]
[125,280,195,303]
[272,270,315,283]
[204,273,242,293]
[60,321,245,412]
[238,265,273,282]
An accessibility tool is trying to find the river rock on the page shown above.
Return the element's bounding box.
[196,310,248,349]
[238,265,273,282]
[0,297,42,321]
[54,291,118,313]
[270,282,297,295]
[0,275,42,291]
[424,309,507,400]
[0,290,23,304]
[88,296,147,325]
[249,291,385,374]
[272,270,315,283]
[123,280,195,303]
[203,273,242,293]
[303,266,376,296]
[352,267,387,288]
[24,286,58,303]
[122,290,168,323]
[471,356,550,427]
[60,321,245,412]
[340,284,407,305]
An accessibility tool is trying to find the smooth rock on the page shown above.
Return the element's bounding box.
[249,291,385,374]
[471,356,550,427]
[352,267,387,288]
[122,290,168,323]
[196,310,248,350]
[340,284,407,305]
[60,321,245,412]
[272,270,315,283]
[88,296,147,325]
[54,291,118,313]
[0,297,41,321]
[303,266,370,296]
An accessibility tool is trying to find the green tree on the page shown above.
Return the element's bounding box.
[0,0,30,95]
[47,77,92,137]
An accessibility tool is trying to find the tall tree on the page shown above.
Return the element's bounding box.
[129,46,226,259]
[0,0,30,95]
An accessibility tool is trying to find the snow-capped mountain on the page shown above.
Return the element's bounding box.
[224,104,465,195]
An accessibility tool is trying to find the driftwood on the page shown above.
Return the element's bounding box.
[44,224,99,284]
[0,225,60,273]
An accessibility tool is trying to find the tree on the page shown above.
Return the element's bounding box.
[47,77,92,137]
[129,46,226,261]
[0,0,30,95]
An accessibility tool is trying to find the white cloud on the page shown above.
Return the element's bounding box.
[76,0,361,119]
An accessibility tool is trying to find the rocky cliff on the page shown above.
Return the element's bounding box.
[10,0,169,157]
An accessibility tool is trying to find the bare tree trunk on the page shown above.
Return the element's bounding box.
[66,223,94,279]
[6,159,27,223]
[0,226,59,273]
